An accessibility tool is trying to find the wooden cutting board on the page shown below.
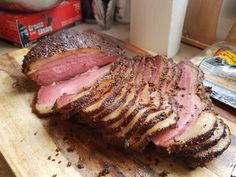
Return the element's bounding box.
[0,44,236,177]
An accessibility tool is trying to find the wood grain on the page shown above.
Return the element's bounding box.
[182,0,223,48]
[226,20,236,42]
[0,41,235,177]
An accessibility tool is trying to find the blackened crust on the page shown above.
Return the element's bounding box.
[22,30,125,73]
[56,58,130,118]
[181,124,231,168]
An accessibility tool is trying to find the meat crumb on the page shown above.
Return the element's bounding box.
[97,168,109,177]
[48,156,51,160]
[159,170,169,177]
[66,147,75,152]
[205,86,212,93]
[55,153,59,156]
[67,162,72,167]
[77,164,84,169]
[58,161,61,164]
[63,136,68,141]
[52,159,55,162]
[155,159,160,166]
[34,132,38,136]
[55,148,61,152]
[52,174,57,177]
[97,162,110,177]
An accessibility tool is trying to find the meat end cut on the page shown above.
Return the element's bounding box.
[22,30,125,85]
[35,64,111,115]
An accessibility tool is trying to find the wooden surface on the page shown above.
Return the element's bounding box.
[0,37,235,177]
[182,0,223,48]
[0,23,201,177]
[226,20,236,42]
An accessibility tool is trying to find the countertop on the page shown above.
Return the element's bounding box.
[0,23,203,177]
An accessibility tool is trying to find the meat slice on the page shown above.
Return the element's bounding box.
[152,61,208,147]
[22,30,125,85]
[80,58,142,125]
[182,124,231,168]
[78,56,149,132]
[163,111,217,153]
[55,58,131,118]
[112,58,161,139]
[78,60,137,126]
[35,64,111,115]
[177,119,225,155]
[105,56,167,141]
[129,60,181,150]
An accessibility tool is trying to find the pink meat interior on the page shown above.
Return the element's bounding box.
[30,51,118,85]
[152,62,205,146]
[37,64,111,108]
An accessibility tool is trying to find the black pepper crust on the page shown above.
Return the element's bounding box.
[104,58,150,136]
[54,55,230,167]
[79,59,137,120]
[56,57,130,118]
[168,119,217,153]
[154,61,217,153]
[180,124,231,169]
[127,57,173,148]
[120,58,168,146]
[22,29,125,73]
[177,119,226,155]
[94,57,146,132]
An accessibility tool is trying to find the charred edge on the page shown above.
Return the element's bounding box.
[178,122,226,155]
[137,121,178,151]
[104,59,148,133]
[86,60,139,120]
[80,84,124,117]
[132,111,172,150]
[123,58,162,139]
[148,56,168,109]
[22,30,125,73]
[80,65,131,118]
[56,59,129,117]
[124,108,158,140]
[128,59,175,144]
[96,88,130,123]
[112,105,146,135]
[169,119,218,153]
[104,90,138,134]
[182,130,230,169]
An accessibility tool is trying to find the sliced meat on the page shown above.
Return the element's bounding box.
[79,57,149,133]
[112,57,162,139]
[78,59,138,126]
[55,58,131,118]
[182,124,231,168]
[105,56,167,143]
[35,64,111,115]
[177,119,225,155]
[22,30,125,85]
[128,60,181,150]
[51,55,230,168]
[164,111,217,153]
[152,61,208,147]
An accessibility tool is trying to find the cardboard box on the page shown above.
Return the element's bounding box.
[0,0,81,47]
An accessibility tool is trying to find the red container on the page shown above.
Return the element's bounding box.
[0,0,81,47]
